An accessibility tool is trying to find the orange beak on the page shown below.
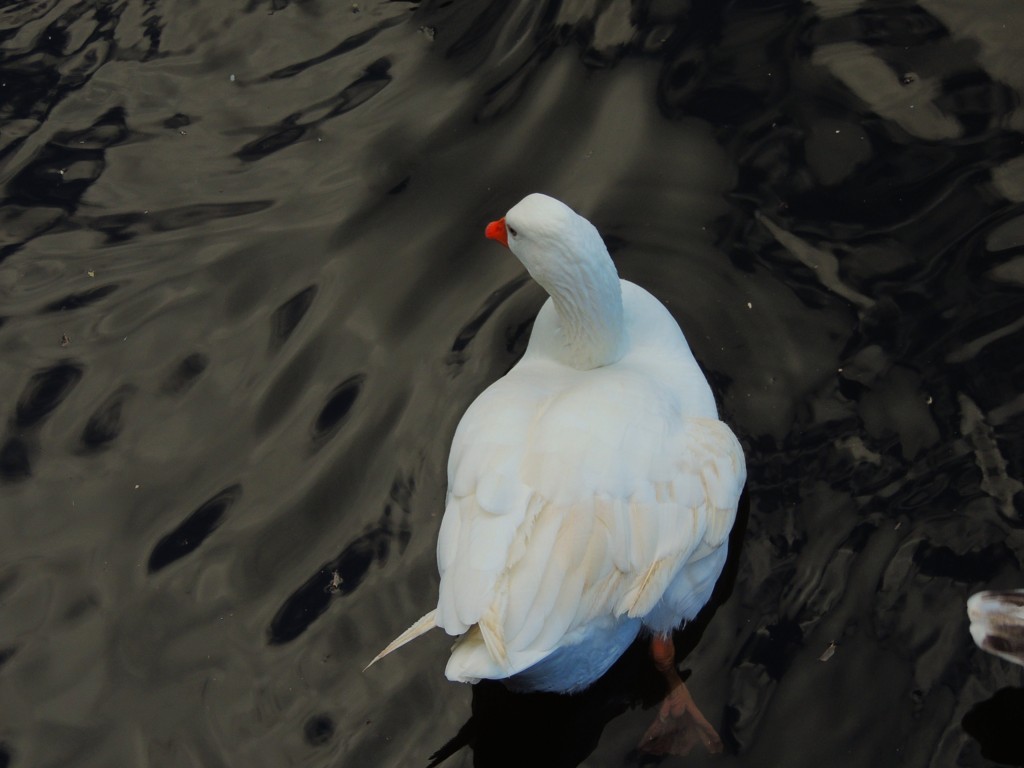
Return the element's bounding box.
[485,217,508,248]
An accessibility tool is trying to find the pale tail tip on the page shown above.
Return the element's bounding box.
[363,609,438,673]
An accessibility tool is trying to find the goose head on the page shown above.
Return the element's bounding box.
[485,193,626,370]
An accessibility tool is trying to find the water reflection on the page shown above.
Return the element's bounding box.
[962,687,1024,765]
[0,0,1021,766]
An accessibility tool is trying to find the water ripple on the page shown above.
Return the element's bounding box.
[0,1,1022,766]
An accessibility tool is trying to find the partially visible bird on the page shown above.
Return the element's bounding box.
[370,193,746,753]
[968,590,1024,666]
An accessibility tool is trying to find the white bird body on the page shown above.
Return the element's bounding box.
[968,590,1024,667]
[371,194,746,695]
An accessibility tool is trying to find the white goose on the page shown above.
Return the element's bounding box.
[371,193,746,753]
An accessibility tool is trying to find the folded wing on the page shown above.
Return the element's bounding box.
[435,368,745,683]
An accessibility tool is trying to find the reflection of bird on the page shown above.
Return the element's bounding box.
[370,193,746,754]
[968,590,1024,666]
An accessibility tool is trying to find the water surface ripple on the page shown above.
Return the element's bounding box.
[1,1,1022,767]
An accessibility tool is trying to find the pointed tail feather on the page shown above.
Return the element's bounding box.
[364,610,438,671]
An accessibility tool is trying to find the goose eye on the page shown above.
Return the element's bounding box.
[507,225,518,238]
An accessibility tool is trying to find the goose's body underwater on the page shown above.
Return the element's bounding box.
[370,193,746,753]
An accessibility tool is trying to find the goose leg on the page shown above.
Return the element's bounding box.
[639,634,723,755]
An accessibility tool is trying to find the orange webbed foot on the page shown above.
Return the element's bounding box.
[639,679,723,755]
[639,633,723,756]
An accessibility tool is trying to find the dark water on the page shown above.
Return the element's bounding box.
[1,0,1023,766]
